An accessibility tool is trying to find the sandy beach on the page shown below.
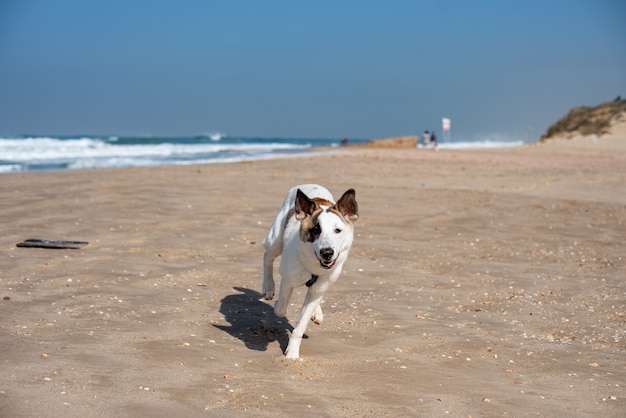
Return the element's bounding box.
[1,133,625,417]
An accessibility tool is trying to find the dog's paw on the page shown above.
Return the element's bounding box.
[274,300,287,317]
[311,305,323,325]
[284,342,301,360]
[261,280,275,300]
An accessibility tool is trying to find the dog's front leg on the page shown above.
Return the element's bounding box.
[285,290,324,360]
[311,303,323,325]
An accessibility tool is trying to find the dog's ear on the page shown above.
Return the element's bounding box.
[295,189,318,221]
[335,189,359,223]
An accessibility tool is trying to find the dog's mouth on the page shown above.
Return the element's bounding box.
[319,260,335,269]
[318,254,338,269]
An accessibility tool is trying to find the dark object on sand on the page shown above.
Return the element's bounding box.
[16,239,88,249]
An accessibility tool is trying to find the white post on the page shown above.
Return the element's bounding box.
[442,118,451,143]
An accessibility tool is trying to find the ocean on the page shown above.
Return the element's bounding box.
[0,134,523,173]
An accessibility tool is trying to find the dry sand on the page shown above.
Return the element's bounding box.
[1,133,625,417]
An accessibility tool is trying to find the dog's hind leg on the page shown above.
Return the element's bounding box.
[262,250,278,300]
[262,204,288,300]
[285,289,324,359]
[274,279,294,318]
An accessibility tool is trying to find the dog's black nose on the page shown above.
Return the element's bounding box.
[320,248,334,261]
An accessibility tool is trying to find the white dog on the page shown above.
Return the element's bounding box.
[262,184,358,359]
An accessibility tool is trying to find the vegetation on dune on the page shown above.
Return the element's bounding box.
[540,97,626,141]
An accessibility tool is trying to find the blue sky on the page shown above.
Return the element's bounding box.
[1,1,624,141]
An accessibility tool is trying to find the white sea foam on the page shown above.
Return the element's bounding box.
[3,137,307,158]
[0,163,22,173]
[0,135,525,172]
[0,136,312,172]
[438,140,524,149]
[208,132,225,141]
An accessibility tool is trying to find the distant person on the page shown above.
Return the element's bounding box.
[422,130,431,147]
[341,137,349,146]
[431,131,438,151]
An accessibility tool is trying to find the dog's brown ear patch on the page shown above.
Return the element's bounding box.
[335,188,359,223]
[295,189,319,221]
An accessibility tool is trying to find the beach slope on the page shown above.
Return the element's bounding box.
[1,133,625,416]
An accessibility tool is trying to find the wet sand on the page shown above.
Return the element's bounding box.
[1,133,625,417]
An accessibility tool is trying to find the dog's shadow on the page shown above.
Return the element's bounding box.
[214,286,292,353]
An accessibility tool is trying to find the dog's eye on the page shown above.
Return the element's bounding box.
[311,224,321,235]
[334,228,342,234]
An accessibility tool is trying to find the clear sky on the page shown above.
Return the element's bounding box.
[1,0,624,140]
